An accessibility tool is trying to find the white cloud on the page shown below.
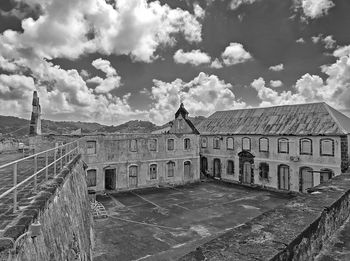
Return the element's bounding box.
[193,3,205,18]
[322,35,336,49]
[0,0,204,63]
[173,49,211,66]
[210,58,223,69]
[229,0,260,10]
[311,34,322,44]
[296,38,305,44]
[90,58,121,93]
[0,56,18,72]
[269,64,284,72]
[221,42,252,66]
[270,80,283,88]
[294,0,335,20]
[149,72,246,123]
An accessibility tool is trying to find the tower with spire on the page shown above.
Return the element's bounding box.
[169,103,199,134]
[29,91,42,136]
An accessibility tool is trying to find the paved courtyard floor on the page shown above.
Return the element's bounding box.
[93,181,293,261]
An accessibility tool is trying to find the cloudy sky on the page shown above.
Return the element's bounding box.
[1,0,350,125]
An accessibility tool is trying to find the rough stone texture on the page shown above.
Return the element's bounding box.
[0,154,93,261]
[180,174,350,261]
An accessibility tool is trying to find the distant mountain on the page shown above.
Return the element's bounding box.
[0,115,206,138]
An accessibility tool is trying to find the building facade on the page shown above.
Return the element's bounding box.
[81,103,200,192]
[197,103,350,193]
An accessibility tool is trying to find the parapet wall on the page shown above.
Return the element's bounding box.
[0,154,93,261]
[180,173,350,261]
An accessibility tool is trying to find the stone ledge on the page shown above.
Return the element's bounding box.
[0,154,82,252]
[180,173,350,261]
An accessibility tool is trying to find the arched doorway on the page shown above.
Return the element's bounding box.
[184,161,192,180]
[213,158,221,179]
[200,156,208,174]
[238,151,254,184]
[278,165,290,190]
[299,167,313,193]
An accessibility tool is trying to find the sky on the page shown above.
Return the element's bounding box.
[0,0,350,125]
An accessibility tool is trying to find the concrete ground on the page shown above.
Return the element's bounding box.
[93,181,293,261]
[316,216,350,261]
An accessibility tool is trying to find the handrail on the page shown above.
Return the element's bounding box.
[0,138,82,213]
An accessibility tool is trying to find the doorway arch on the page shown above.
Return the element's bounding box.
[238,151,254,184]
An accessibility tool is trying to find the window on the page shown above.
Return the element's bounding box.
[213,137,220,149]
[201,137,208,148]
[167,161,175,177]
[129,165,138,187]
[242,137,251,151]
[300,138,312,155]
[149,139,157,151]
[87,141,96,154]
[259,138,269,152]
[320,168,334,183]
[167,139,174,151]
[227,160,234,175]
[259,163,269,180]
[130,139,137,152]
[150,164,157,179]
[227,137,234,150]
[184,138,191,150]
[278,138,289,153]
[320,139,334,156]
[86,169,97,187]
[278,165,290,190]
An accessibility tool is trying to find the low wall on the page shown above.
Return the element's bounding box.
[180,173,350,261]
[0,154,93,261]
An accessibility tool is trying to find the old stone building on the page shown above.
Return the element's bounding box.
[197,102,350,193]
[81,103,200,192]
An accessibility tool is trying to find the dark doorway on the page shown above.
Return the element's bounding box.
[213,158,221,179]
[299,167,313,193]
[278,165,290,190]
[184,161,192,180]
[238,151,254,184]
[105,169,116,190]
[320,168,334,183]
[200,156,208,174]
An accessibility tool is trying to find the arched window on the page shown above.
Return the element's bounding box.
[227,160,234,175]
[167,139,174,151]
[320,139,334,156]
[300,138,312,155]
[201,137,207,148]
[149,139,157,151]
[167,161,175,177]
[184,138,191,150]
[86,169,97,187]
[213,137,220,149]
[259,163,269,180]
[130,139,137,152]
[150,164,157,179]
[242,137,251,151]
[259,138,269,152]
[278,138,289,153]
[227,137,234,150]
[184,161,191,177]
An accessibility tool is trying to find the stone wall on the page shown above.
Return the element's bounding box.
[180,173,350,261]
[0,154,93,261]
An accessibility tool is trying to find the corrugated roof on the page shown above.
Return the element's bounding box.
[197,102,350,135]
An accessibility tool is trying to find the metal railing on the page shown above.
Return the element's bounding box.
[0,139,81,213]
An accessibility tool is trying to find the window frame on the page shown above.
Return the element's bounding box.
[227,160,234,175]
[167,161,175,177]
[299,138,313,155]
[242,137,251,151]
[278,138,289,154]
[201,137,208,148]
[167,138,175,151]
[278,164,290,190]
[149,163,158,180]
[259,137,269,152]
[184,138,191,150]
[320,138,334,156]
[259,162,269,180]
[213,137,221,149]
[226,137,234,150]
[86,141,97,155]
[129,139,137,152]
[148,138,158,152]
[86,169,97,187]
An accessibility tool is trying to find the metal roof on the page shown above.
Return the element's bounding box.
[196,102,350,135]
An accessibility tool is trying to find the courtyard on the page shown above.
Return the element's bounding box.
[93,181,293,261]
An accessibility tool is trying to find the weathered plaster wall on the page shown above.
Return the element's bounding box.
[200,134,342,192]
[81,133,200,192]
[0,154,93,261]
[180,173,350,261]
